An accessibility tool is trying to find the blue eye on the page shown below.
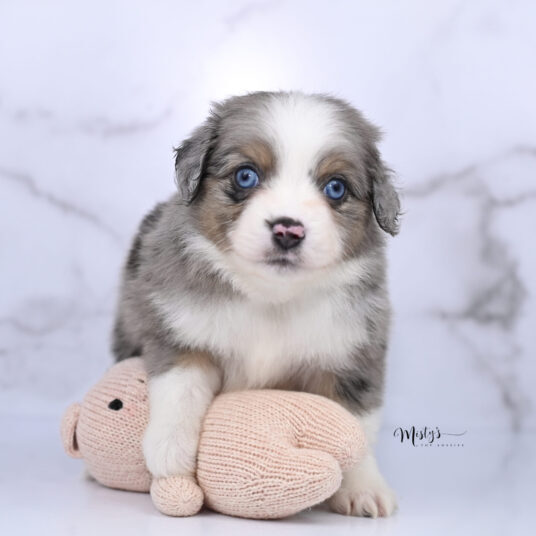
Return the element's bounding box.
[235,167,259,189]
[323,178,346,200]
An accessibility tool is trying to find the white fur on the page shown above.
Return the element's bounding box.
[143,363,221,478]
[152,282,370,389]
[359,407,383,446]
[152,231,376,390]
[229,93,351,276]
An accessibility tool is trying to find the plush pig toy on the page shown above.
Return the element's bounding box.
[61,358,366,519]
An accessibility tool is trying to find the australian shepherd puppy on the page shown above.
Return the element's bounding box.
[112,91,401,517]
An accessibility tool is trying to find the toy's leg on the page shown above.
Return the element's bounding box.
[291,395,366,471]
[151,475,204,517]
[142,348,221,509]
[203,447,343,519]
[327,408,398,518]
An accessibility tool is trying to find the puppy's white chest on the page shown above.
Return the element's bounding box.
[154,290,368,388]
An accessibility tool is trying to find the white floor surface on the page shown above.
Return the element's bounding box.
[1,414,533,536]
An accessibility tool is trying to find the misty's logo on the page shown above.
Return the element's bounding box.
[393,426,466,447]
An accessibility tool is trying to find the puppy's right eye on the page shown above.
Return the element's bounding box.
[235,166,259,189]
[108,398,123,411]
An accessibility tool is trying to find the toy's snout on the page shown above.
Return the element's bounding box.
[61,402,82,459]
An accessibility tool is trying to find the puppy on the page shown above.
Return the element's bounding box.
[111,91,401,517]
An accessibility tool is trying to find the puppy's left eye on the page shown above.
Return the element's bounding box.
[323,177,346,200]
[235,167,259,189]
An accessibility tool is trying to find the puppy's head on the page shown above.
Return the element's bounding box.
[174,91,400,299]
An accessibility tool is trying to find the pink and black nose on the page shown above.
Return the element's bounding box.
[268,217,305,250]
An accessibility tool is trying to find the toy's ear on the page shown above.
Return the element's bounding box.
[60,402,82,459]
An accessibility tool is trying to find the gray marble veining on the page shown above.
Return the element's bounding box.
[0,2,534,445]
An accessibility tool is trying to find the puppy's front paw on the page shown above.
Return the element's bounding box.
[328,482,398,518]
[142,422,198,478]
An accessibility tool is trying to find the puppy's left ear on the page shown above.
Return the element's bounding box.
[367,147,401,236]
[174,113,219,203]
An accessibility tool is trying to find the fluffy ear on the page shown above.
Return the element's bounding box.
[60,402,82,459]
[367,147,401,236]
[174,114,219,203]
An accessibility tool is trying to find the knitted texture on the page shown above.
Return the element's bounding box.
[61,358,367,519]
[151,476,204,516]
[61,358,152,492]
[197,390,366,519]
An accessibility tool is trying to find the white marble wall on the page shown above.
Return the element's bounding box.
[1,0,535,437]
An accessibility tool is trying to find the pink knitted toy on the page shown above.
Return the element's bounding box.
[61,358,367,519]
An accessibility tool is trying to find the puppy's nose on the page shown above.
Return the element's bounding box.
[268,217,305,250]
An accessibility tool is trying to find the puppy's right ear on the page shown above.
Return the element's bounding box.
[174,113,219,203]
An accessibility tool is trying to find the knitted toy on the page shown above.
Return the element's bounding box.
[60,358,366,519]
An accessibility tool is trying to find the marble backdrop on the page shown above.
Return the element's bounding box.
[1,0,535,441]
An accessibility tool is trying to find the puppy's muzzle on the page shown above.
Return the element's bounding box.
[268,217,305,251]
